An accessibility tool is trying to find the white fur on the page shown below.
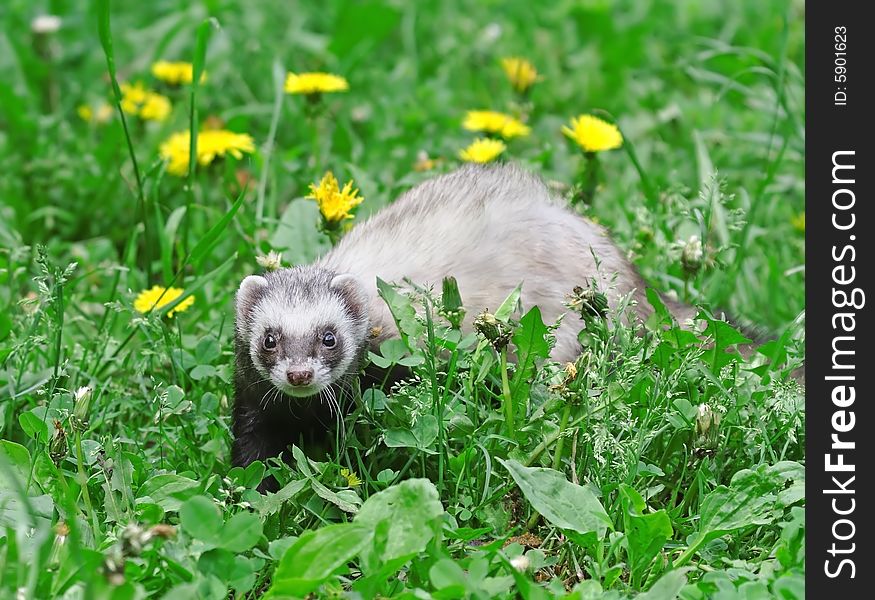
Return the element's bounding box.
[247,286,361,395]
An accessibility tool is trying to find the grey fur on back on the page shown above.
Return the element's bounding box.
[318,163,675,362]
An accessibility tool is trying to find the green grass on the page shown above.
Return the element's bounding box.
[0,0,804,598]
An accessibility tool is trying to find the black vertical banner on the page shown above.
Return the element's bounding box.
[806,2,873,596]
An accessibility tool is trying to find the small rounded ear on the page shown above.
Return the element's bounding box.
[330,273,370,319]
[236,275,268,323]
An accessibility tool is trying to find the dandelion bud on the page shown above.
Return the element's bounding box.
[474,310,512,351]
[695,403,714,436]
[439,277,466,330]
[681,235,704,276]
[695,403,722,450]
[71,386,92,432]
[636,225,654,245]
[566,285,609,320]
[255,251,283,271]
[509,554,531,572]
[49,420,67,466]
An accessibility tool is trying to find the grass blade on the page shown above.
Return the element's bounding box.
[182,17,219,263]
[96,0,152,282]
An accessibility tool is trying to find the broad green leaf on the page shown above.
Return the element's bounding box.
[254,479,308,516]
[164,575,227,600]
[370,337,424,368]
[645,287,672,326]
[0,492,53,529]
[310,478,360,514]
[271,199,332,263]
[267,522,373,597]
[700,462,800,533]
[268,536,299,560]
[775,507,805,571]
[499,459,610,540]
[354,478,444,569]
[429,558,468,594]
[619,484,673,586]
[638,567,690,600]
[32,450,62,499]
[18,410,48,442]
[510,306,551,403]
[194,336,222,363]
[180,496,223,544]
[570,580,607,599]
[137,474,200,511]
[383,414,439,454]
[219,511,263,552]
[494,283,522,322]
[241,460,266,489]
[697,310,751,371]
[198,548,257,594]
[376,277,424,347]
[0,440,31,489]
[677,461,803,566]
[772,573,805,599]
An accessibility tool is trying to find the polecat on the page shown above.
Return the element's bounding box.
[231,164,694,483]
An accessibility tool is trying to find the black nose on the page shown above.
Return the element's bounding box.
[287,368,314,386]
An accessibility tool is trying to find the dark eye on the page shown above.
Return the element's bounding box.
[322,331,336,348]
[263,333,277,351]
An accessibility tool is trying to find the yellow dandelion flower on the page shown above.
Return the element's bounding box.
[159,129,256,176]
[501,57,539,93]
[340,468,362,487]
[285,72,349,95]
[459,138,506,163]
[134,286,194,317]
[562,114,623,153]
[462,110,530,139]
[77,101,113,124]
[791,212,805,233]
[119,82,171,122]
[151,60,206,85]
[306,171,364,223]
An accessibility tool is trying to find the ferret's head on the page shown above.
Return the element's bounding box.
[235,267,371,398]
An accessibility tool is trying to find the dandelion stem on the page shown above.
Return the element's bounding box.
[310,110,322,173]
[551,402,573,471]
[622,141,658,212]
[500,347,515,439]
[75,431,101,538]
[183,18,216,268]
[256,59,286,225]
[573,152,600,206]
[96,0,151,283]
